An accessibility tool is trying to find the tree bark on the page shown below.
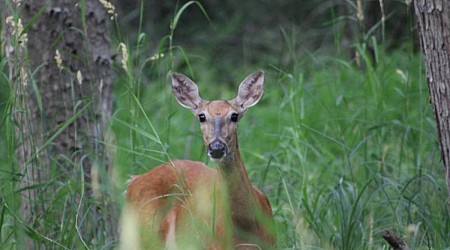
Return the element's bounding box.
[4,0,117,247]
[414,0,450,198]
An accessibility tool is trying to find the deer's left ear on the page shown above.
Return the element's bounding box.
[232,71,264,112]
[171,73,203,111]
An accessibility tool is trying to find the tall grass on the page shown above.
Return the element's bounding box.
[1,0,449,249]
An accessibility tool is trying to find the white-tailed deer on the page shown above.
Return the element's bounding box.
[125,71,275,249]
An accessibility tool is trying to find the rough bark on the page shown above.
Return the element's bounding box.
[414,0,450,198]
[4,0,116,247]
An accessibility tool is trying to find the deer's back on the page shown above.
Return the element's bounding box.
[126,160,274,249]
[127,160,216,220]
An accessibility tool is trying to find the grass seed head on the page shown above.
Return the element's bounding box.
[118,43,128,73]
[55,50,63,70]
[99,0,118,20]
[77,70,83,85]
[5,16,28,47]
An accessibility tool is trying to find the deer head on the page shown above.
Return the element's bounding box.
[171,71,264,161]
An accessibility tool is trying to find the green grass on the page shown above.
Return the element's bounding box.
[1,1,449,249]
[111,40,448,249]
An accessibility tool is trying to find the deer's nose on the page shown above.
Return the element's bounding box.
[208,140,227,159]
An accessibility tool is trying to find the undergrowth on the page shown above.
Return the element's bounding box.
[1,0,449,249]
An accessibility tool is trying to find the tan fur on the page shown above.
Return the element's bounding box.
[125,72,275,249]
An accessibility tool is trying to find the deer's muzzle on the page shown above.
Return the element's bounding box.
[208,140,228,159]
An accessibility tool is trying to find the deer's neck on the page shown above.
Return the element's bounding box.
[216,140,257,217]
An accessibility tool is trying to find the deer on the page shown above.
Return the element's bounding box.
[125,71,275,249]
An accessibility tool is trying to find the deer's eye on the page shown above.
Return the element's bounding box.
[198,114,206,123]
[230,113,239,122]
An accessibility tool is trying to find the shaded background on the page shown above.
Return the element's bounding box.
[2,0,449,249]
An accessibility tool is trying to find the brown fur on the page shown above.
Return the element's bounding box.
[126,160,275,249]
[125,72,275,249]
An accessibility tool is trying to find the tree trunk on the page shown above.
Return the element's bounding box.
[4,0,117,247]
[414,0,450,198]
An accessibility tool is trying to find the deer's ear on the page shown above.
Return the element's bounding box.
[171,73,203,111]
[233,71,264,112]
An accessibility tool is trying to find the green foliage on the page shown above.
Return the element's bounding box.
[1,0,449,249]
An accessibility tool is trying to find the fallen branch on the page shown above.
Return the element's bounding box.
[382,230,410,250]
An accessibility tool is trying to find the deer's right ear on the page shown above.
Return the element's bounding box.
[233,71,264,112]
[171,73,203,111]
